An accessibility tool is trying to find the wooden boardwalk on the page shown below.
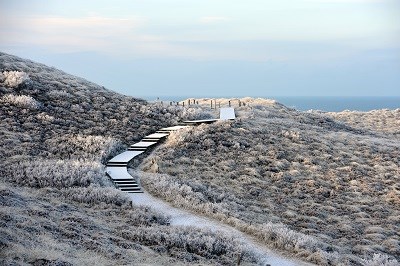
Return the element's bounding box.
[106,107,235,193]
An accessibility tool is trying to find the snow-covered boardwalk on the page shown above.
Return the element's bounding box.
[106,107,235,193]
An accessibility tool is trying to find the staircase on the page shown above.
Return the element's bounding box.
[106,108,235,193]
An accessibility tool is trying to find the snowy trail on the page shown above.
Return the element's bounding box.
[130,192,312,266]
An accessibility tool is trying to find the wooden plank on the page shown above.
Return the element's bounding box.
[130,141,158,148]
[106,166,135,180]
[108,150,143,163]
[219,107,236,120]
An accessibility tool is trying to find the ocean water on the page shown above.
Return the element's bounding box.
[273,96,400,112]
[144,96,400,112]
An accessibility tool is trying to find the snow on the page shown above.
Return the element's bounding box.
[108,151,143,163]
[144,133,169,139]
[220,107,236,120]
[106,167,136,180]
[130,141,158,148]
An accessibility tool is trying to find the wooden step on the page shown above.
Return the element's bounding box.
[106,162,128,167]
[127,147,147,151]
[114,180,137,184]
[116,183,139,188]
[126,190,144,193]
[120,187,142,192]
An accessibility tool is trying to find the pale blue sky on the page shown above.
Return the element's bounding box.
[1,0,399,98]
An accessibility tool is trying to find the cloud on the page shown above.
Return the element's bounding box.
[200,16,229,24]
[0,15,158,53]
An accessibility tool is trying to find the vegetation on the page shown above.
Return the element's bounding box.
[2,51,398,265]
[0,52,256,265]
[140,98,400,265]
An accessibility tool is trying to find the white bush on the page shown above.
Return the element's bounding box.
[362,253,399,266]
[0,71,29,88]
[2,159,104,188]
[0,94,40,109]
[61,186,130,206]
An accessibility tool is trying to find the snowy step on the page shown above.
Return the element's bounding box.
[128,147,147,151]
[113,179,137,184]
[130,141,158,148]
[116,183,139,188]
[219,107,236,120]
[125,190,144,194]
[120,187,142,192]
[106,167,135,180]
[141,133,169,141]
[106,162,128,167]
[159,125,189,131]
[108,151,144,164]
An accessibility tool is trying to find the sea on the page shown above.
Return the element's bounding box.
[143,96,400,112]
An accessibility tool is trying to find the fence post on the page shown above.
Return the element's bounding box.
[211,100,213,109]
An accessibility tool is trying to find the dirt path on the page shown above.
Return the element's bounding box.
[130,192,312,266]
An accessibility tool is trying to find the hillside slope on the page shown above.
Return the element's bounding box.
[0,53,257,265]
[140,98,400,265]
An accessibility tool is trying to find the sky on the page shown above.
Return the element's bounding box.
[0,0,399,99]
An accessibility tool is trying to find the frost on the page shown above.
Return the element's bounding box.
[0,71,30,88]
[0,94,40,109]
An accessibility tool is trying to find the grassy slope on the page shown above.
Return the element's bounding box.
[0,53,256,265]
[140,99,400,265]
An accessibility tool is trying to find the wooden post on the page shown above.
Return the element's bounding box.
[229,100,231,107]
[183,102,185,107]
[211,100,213,109]
[239,100,241,107]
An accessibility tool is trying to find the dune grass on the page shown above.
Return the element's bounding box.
[140,99,400,265]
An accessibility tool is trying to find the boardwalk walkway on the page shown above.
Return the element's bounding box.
[106,107,235,193]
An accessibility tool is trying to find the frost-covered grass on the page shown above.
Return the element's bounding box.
[0,94,40,109]
[0,52,261,265]
[325,109,400,138]
[0,70,29,88]
[140,99,400,265]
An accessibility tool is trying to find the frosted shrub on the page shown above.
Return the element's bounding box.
[119,226,256,264]
[100,138,126,164]
[180,106,213,121]
[61,186,130,206]
[36,112,54,122]
[0,94,40,109]
[47,90,71,97]
[2,159,104,188]
[0,71,29,88]
[362,253,399,266]
[256,222,322,254]
[43,135,125,164]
